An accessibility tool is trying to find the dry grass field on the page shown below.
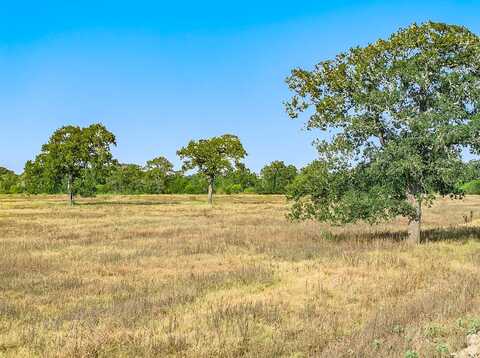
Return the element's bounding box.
[1,194,480,357]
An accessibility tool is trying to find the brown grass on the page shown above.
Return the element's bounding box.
[1,194,480,357]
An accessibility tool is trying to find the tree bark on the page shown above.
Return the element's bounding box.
[407,193,422,244]
[67,174,74,206]
[207,178,214,205]
[272,170,278,194]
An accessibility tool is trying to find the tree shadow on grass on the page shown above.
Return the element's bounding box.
[77,200,181,206]
[422,226,480,242]
[329,226,480,243]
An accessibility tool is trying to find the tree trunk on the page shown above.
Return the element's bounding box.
[67,175,74,206]
[208,178,214,205]
[407,194,422,244]
[272,171,277,194]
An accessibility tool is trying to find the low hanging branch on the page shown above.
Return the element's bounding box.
[286,22,480,243]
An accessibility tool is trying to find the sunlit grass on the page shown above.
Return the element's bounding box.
[1,194,479,357]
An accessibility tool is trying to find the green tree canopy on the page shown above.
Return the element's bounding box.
[259,161,297,194]
[104,163,145,194]
[0,167,21,194]
[25,124,116,204]
[216,163,259,194]
[286,22,480,243]
[457,160,480,184]
[0,167,14,176]
[177,134,247,203]
[144,156,175,194]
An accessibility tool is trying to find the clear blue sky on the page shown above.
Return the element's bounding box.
[1,0,479,173]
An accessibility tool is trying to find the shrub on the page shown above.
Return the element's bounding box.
[223,184,242,195]
[461,180,480,194]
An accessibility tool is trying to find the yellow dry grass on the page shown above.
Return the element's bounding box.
[1,194,480,357]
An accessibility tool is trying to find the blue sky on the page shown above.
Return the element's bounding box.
[1,1,479,173]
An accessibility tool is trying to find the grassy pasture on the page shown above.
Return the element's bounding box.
[1,194,480,357]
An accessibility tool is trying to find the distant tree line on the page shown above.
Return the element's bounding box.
[2,21,479,246]
[0,125,299,201]
[2,126,479,202]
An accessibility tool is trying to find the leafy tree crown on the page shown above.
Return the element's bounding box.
[25,123,116,195]
[286,22,480,223]
[177,134,247,180]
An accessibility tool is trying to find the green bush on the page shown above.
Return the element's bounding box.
[222,183,242,195]
[461,179,480,194]
[0,172,23,194]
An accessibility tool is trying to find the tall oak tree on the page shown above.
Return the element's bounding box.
[286,22,480,243]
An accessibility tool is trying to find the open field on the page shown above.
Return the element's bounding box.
[1,194,480,357]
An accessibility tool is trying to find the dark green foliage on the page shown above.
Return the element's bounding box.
[182,174,209,194]
[164,173,190,194]
[0,167,22,194]
[286,22,480,241]
[457,160,480,185]
[24,155,64,194]
[0,167,14,176]
[288,160,413,224]
[30,158,261,196]
[258,161,297,194]
[103,164,146,194]
[143,156,174,194]
[23,124,116,202]
[216,164,259,194]
[461,180,480,195]
[98,163,209,195]
[177,134,247,179]
[177,134,247,202]
[74,169,99,197]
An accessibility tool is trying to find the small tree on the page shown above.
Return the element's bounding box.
[0,167,21,194]
[177,134,247,204]
[286,22,480,243]
[259,161,297,194]
[216,163,259,194]
[144,156,174,194]
[27,124,116,204]
[104,163,145,194]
